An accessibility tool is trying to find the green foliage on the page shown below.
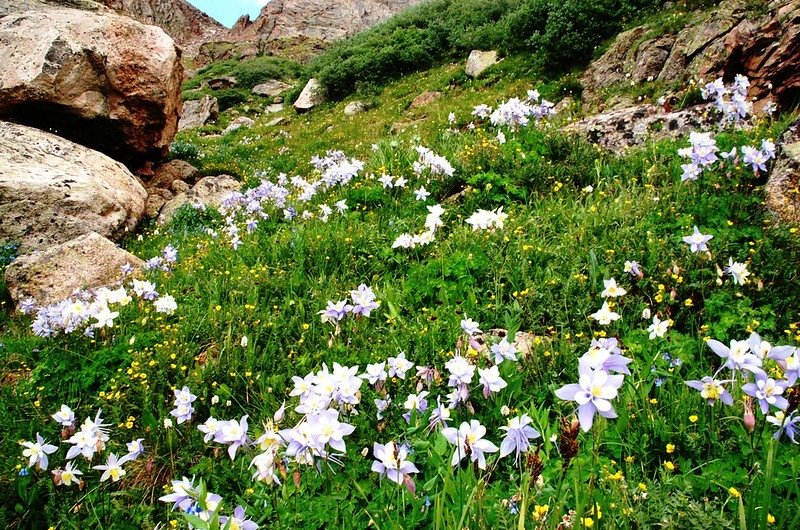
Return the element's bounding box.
[308,0,669,101]
[169,140,201,163]
[183,56,302,92]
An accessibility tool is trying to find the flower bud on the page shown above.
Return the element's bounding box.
[743,396,756,433]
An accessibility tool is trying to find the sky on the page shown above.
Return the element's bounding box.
[186,0,270,28]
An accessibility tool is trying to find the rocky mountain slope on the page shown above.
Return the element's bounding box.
[99,0,226,56]
[229,0,423,45]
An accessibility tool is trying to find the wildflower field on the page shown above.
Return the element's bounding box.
[1,50,800,529]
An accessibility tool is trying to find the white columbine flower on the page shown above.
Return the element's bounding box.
[647,315,671,339]
[601,278,627,298]
[442,420,499,469]
[590,302,620,325]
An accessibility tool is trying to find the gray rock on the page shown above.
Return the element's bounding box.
[223,116,255,134]
[0,121,147,253]
[294,78,323,113]
[266,117,285,127]
[252,79,292,97]
[179,95,219,131]
[465,50,498,78]
[157,175,240,225]
[344,100,366,116]
[265,103,284,114]
[4,231,144,306]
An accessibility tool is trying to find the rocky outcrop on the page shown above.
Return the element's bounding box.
[0,121,147,253]
[0,7,183,167]
[229,0,423,45]
[767,119,800,223]
[583,0,800,109]
[157,175,240,225]
[179,95,219,131]
[4,231,143,306]
[98,0,226,58]
[561,103,719,152]
[294,78,323,113]
[465,50,498,78]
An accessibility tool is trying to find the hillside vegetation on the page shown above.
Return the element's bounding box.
[303,0,719,101]
[1,1,799,529]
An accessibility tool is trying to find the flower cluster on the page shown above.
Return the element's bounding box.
[413,146,455,177]
[472,89,556,130]
[465,207,508,231]
[319,284,380,325]
[392,204,445,250]
[678,132,718,182]
[160,477,258,528]
[687,333,799,442]
[701,75,752,124]
[28,269,179,338]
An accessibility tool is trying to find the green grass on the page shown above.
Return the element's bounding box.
[1,31,799,530]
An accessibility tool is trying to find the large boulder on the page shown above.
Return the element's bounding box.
[0,121,147,253]
[179,95,219,131]
[465,50,498,78]
[4,231,142,306]
[766,119,800,223]
[294,78,323,113]
[157,175,240,225]
[0,7,183,166]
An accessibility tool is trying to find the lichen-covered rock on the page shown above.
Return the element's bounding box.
[253,80,292,97]
[465,50,498,78]
[0,7,183,166]
[223,116,255,134]
[179,95,219,131]
[561,103,718,152]
[0,121,147,252]
[4,231,143,306]
[157,175,240,225]
[766,119,800,223]
[583,0,800,109]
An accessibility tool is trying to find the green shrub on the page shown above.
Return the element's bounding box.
[308,0,672,101]
[213,88,250,111]
[183,56,302,92]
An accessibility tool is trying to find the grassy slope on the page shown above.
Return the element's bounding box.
[1,34,800,530]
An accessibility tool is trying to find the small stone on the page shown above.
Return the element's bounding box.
[344,101,366,116]
[410,91,442,109]
[223,116,255,134]
[171,180,191,194]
